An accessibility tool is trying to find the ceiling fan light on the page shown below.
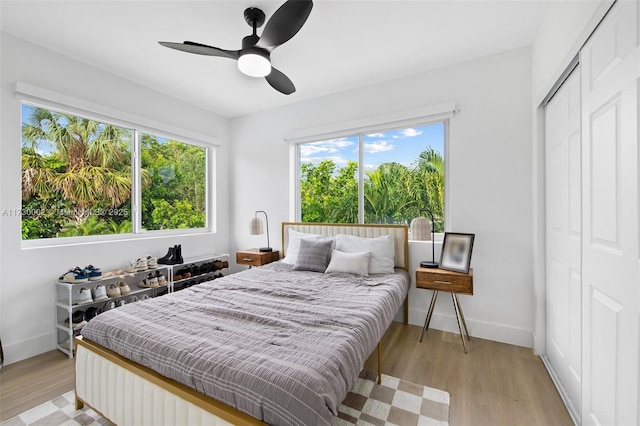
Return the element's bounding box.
[238,52,271,77]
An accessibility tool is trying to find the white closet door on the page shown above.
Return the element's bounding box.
[545,68,582,421]
[581,1,639,425]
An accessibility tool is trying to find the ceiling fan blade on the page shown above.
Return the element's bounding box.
[256,0,313,51]
[266,67,296,95]
[158,41,239,59]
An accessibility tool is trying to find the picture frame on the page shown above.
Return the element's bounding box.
[439,232,475,274]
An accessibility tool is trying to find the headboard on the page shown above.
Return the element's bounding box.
[281,222,409,270]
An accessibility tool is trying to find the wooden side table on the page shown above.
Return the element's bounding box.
[416,267,473,353]
[236,249,280,267]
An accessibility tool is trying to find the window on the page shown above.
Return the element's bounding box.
[140,134,207,231]
[20,103,210,241]
[298,122,446,231]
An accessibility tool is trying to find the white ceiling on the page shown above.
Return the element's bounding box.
[0,0,550,119]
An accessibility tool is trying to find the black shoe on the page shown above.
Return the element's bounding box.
[158,246,175,265]
[174,245,184,264]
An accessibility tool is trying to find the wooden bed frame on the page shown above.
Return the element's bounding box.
[75,222,409,426]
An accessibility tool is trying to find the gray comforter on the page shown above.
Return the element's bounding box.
[81,262,409,426]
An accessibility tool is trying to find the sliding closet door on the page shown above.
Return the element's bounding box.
[581,1,639,425]
[544,68,582,421]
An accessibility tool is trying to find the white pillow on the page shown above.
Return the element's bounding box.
[334,234,395,274]
[324,250,371,276]
[282,229,333,264]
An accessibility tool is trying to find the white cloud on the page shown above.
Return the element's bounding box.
[300,155,349,166]
[402,128,423,137]
[366,132,385,138]
[363,140,394,154]
[300,138,354,157]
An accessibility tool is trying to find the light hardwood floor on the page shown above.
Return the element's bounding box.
[0,323,573,425]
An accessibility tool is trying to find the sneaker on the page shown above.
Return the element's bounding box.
[101,300,116,312]
[130,296,141,303]
[116,299,127,308]
[118,281,131,295]
[60,338,72,351]
[135,258,148,271]
[64,311,87,330]
[140,294,151,301]
[138,278,158,288]
[106,283,121,298]
[59,267,89,283]
[156,271,167,286]
[85,307,100,320]
[147,273,158,287]
[92,284,109,301]
[85,265,103,281]
[126,259,138,273]
[72,287,93,305]
[146,255,158,269]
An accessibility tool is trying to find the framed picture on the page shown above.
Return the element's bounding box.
[439,232,475,273]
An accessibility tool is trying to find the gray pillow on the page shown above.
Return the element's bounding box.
[293,238,333,272]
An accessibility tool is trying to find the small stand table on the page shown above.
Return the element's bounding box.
[236,249,280,267]
[415,267,473,353]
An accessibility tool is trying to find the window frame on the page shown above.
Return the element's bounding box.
[293,116,451,228]
[16,83,218,248]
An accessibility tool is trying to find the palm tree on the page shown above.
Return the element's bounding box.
[409,148,444,231]
[21,106,146,234]
[364,162,414,223]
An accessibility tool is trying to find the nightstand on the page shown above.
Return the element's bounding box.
[416,267,473,353]
[236,249,280,267]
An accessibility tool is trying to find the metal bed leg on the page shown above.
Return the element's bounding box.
[377,342,382,384]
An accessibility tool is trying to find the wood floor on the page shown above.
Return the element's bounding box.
[0,323,573,425]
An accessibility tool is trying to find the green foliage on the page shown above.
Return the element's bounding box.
[300,148,445,231]
[150,199,205,229]
[20,106,206,239]
[300,160,358,223]
[140,135,206,231]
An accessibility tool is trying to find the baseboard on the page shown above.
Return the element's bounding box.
[540,354,580,425]
[407,308,533,348]
[3,331,55,365]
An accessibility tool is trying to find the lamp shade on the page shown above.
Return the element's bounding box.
[410,217,432,241]
[249,217,264,235]
[249,211,272,252]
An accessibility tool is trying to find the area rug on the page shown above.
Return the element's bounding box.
[1,371,449,426]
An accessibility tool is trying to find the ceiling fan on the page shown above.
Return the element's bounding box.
[159,0,313,95]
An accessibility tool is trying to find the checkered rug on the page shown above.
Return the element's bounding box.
[1,372,449,426]
[335,370,450,425]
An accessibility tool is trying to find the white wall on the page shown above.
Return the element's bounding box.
[0,33,230,364]
[532,0,611,104]
[230,47,534,347]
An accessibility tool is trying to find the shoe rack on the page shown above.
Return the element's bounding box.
[164,254,230,293]
[55,266,169,358]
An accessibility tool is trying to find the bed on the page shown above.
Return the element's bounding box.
[75,222,409,425]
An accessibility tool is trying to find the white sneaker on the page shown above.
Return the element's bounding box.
[135,258,148,271]
[118,281,131,295]
[92,284,109,302]
[157,273,167,286]
[116,299,127,308]
[126,259,137,273]
[72,287,93,305]
[146,255,158,269]
[60,338,72,351]
[107,283,121,298]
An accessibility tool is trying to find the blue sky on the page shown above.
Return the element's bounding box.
[300,122,444,171]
